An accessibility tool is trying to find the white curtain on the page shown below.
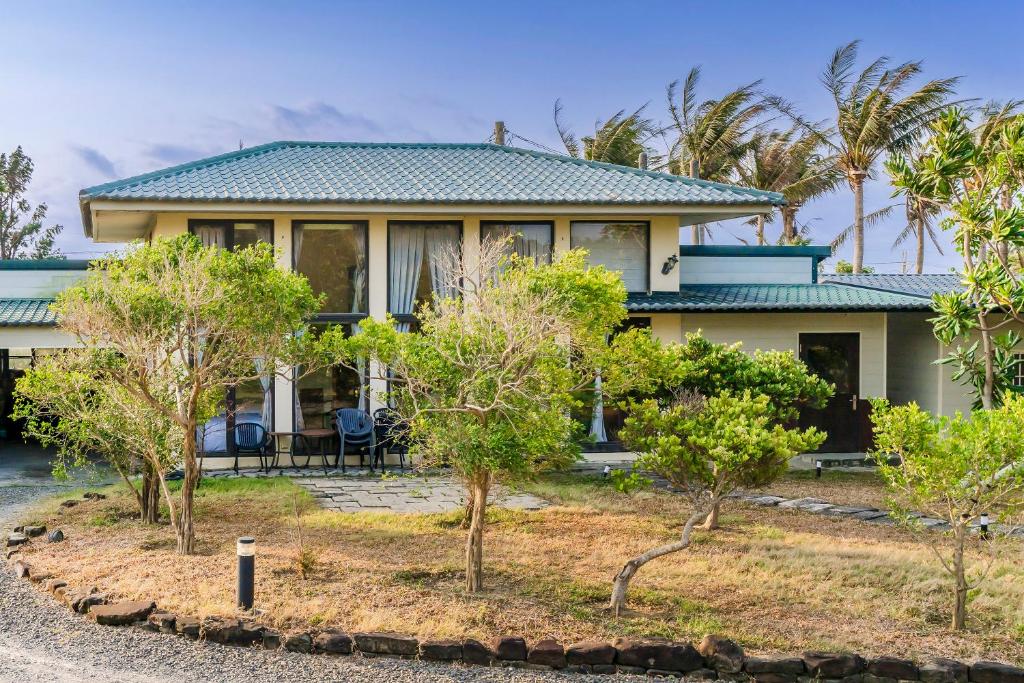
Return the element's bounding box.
[389,225,426,332]
[426,226,460,300]
[253,357,273,430]
[589,370,607,442]
[511,224,551,264]
[256,223,272,244]
[195,226,225,249]
[292,328,306,431]
[293,225,305,264]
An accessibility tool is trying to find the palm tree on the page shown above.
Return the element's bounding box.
[770,41,959,272]
[666,67,766,244]
[554,101,658,167]
[735,127,841,244]
[892,177,943,274]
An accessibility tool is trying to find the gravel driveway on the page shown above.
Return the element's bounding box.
[0,485,640,683]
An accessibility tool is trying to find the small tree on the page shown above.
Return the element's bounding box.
[14,348,178,523]
[871,396,1024,629]
[333,243,639,591]
[666,334,833,528]
[610,389,824,614]
[0,146,63,259]
[52,236,322,554]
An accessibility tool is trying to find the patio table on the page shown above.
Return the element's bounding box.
[298,428,337,474]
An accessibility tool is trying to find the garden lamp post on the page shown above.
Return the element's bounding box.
[237,536,255,610]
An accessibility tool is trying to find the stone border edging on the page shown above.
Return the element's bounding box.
[6,548,1024,682]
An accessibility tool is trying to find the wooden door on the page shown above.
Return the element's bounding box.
[798,333,862,452]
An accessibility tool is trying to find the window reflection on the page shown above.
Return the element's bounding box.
[570,222,648,292]
[293,222,368,315]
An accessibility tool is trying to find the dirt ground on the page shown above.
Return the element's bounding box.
[16,473,1024,665]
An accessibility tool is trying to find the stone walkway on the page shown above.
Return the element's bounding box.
[294,475,549,513]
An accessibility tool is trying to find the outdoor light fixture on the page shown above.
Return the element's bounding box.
[980,514,990,540]
[237,536,255,611]
[815,460,822,479]
[603,465,611,478]
[661,254,679,275]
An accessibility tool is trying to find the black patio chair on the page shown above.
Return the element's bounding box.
[373,408,409,471]
[233,422,273,473]
[335,408,374,472]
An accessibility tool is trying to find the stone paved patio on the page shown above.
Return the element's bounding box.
[293,475,549,513]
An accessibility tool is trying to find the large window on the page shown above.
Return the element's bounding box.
[293,221,368,316]
[388,221,461,329]
[294,323,365,429]
[480,222,553,265]
[570,221,649,292]
[188,220,272,250]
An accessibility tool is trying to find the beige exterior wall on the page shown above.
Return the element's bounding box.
[674,311,888,398]
[886,312,941,414]
[0,327,78,349]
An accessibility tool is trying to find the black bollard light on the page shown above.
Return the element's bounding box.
[815,460,822,479]
[237,536,255,611]
[980,514,990,540]
[602,465,611,478]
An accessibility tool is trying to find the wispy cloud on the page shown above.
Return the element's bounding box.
[144,143,216,166]
[268,101,388,139]
[71,145,116,178]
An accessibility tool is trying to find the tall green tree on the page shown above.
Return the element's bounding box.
[890,108,1024,409]
[666,66,766,244]
[0,146,63,259]
[886,150,943,274]
[52,236,323,553]
[735,127,841,244]
[771,40,958,272]
[554,100,658,167]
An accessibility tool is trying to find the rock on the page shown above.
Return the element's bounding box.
[13,525,23,533]
[462,639,493,665]
[89,600,155,625]
[147,611,176,633]
[236,620,265,645]
[284,633,312,653]
[47,529,64,543]
[419,640,462,661]
[750,673,797,683]
[868,656,918,680]
[970,661,1024,683]
[175,616,201,639]
[698,634,745,673]
[617,664,647,675]
[646,669,681,678]
[4,548,20,560]
[688,669,719,680]
[527,639,565,668]
[489,636,527,661]
[83,492,107,500]
[567,640,616,665]
[45,578,67,594]
[920,658,968,683]
[778,497,828,509]
[614,638,704,672]
[12,560,31,579]
[6,533,28,547]
[201,617,263,645]
[802,651,866,678]
[864,674,899,683]
[262,630,282,650]
[592,664,617,675]
[22,525,46,538]
[314,631,353,655]
[59,499,78,508]
[353,632,418,657]
[746,657,805,674]
[27,571,53,584]
[77,594,106,614]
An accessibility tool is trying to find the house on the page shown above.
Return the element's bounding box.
[0,139,977,461]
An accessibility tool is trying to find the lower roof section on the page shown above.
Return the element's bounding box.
[626,283,932,313]
[0,299,58,327]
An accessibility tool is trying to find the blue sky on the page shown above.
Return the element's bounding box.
[3,1,1022,271]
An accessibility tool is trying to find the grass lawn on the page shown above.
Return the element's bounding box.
[15,472,1024,664]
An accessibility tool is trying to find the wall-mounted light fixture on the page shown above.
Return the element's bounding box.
[661,254,679,275]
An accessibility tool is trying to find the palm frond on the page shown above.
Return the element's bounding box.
[831,204,897,248]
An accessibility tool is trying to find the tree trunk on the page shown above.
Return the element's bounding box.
[465,472,491,592]
[461,486,475,529]
[951,524,968,630]
[609,505,709,615]
[915,218,925,274]
[701,500,720,530]
[175,425,199,555]
[755,215,765,246]
[851,174,866,273]
[781,207,798,244]
[980,321,995,410]
[140,465,160,524]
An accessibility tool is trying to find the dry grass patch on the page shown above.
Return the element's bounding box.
[748,468,891,509]
[17,473,1024,664]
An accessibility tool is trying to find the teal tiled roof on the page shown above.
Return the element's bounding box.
[0,299,57,326]
[80,142,784,207]
[627,284,932,312]
[820,273,961,298]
